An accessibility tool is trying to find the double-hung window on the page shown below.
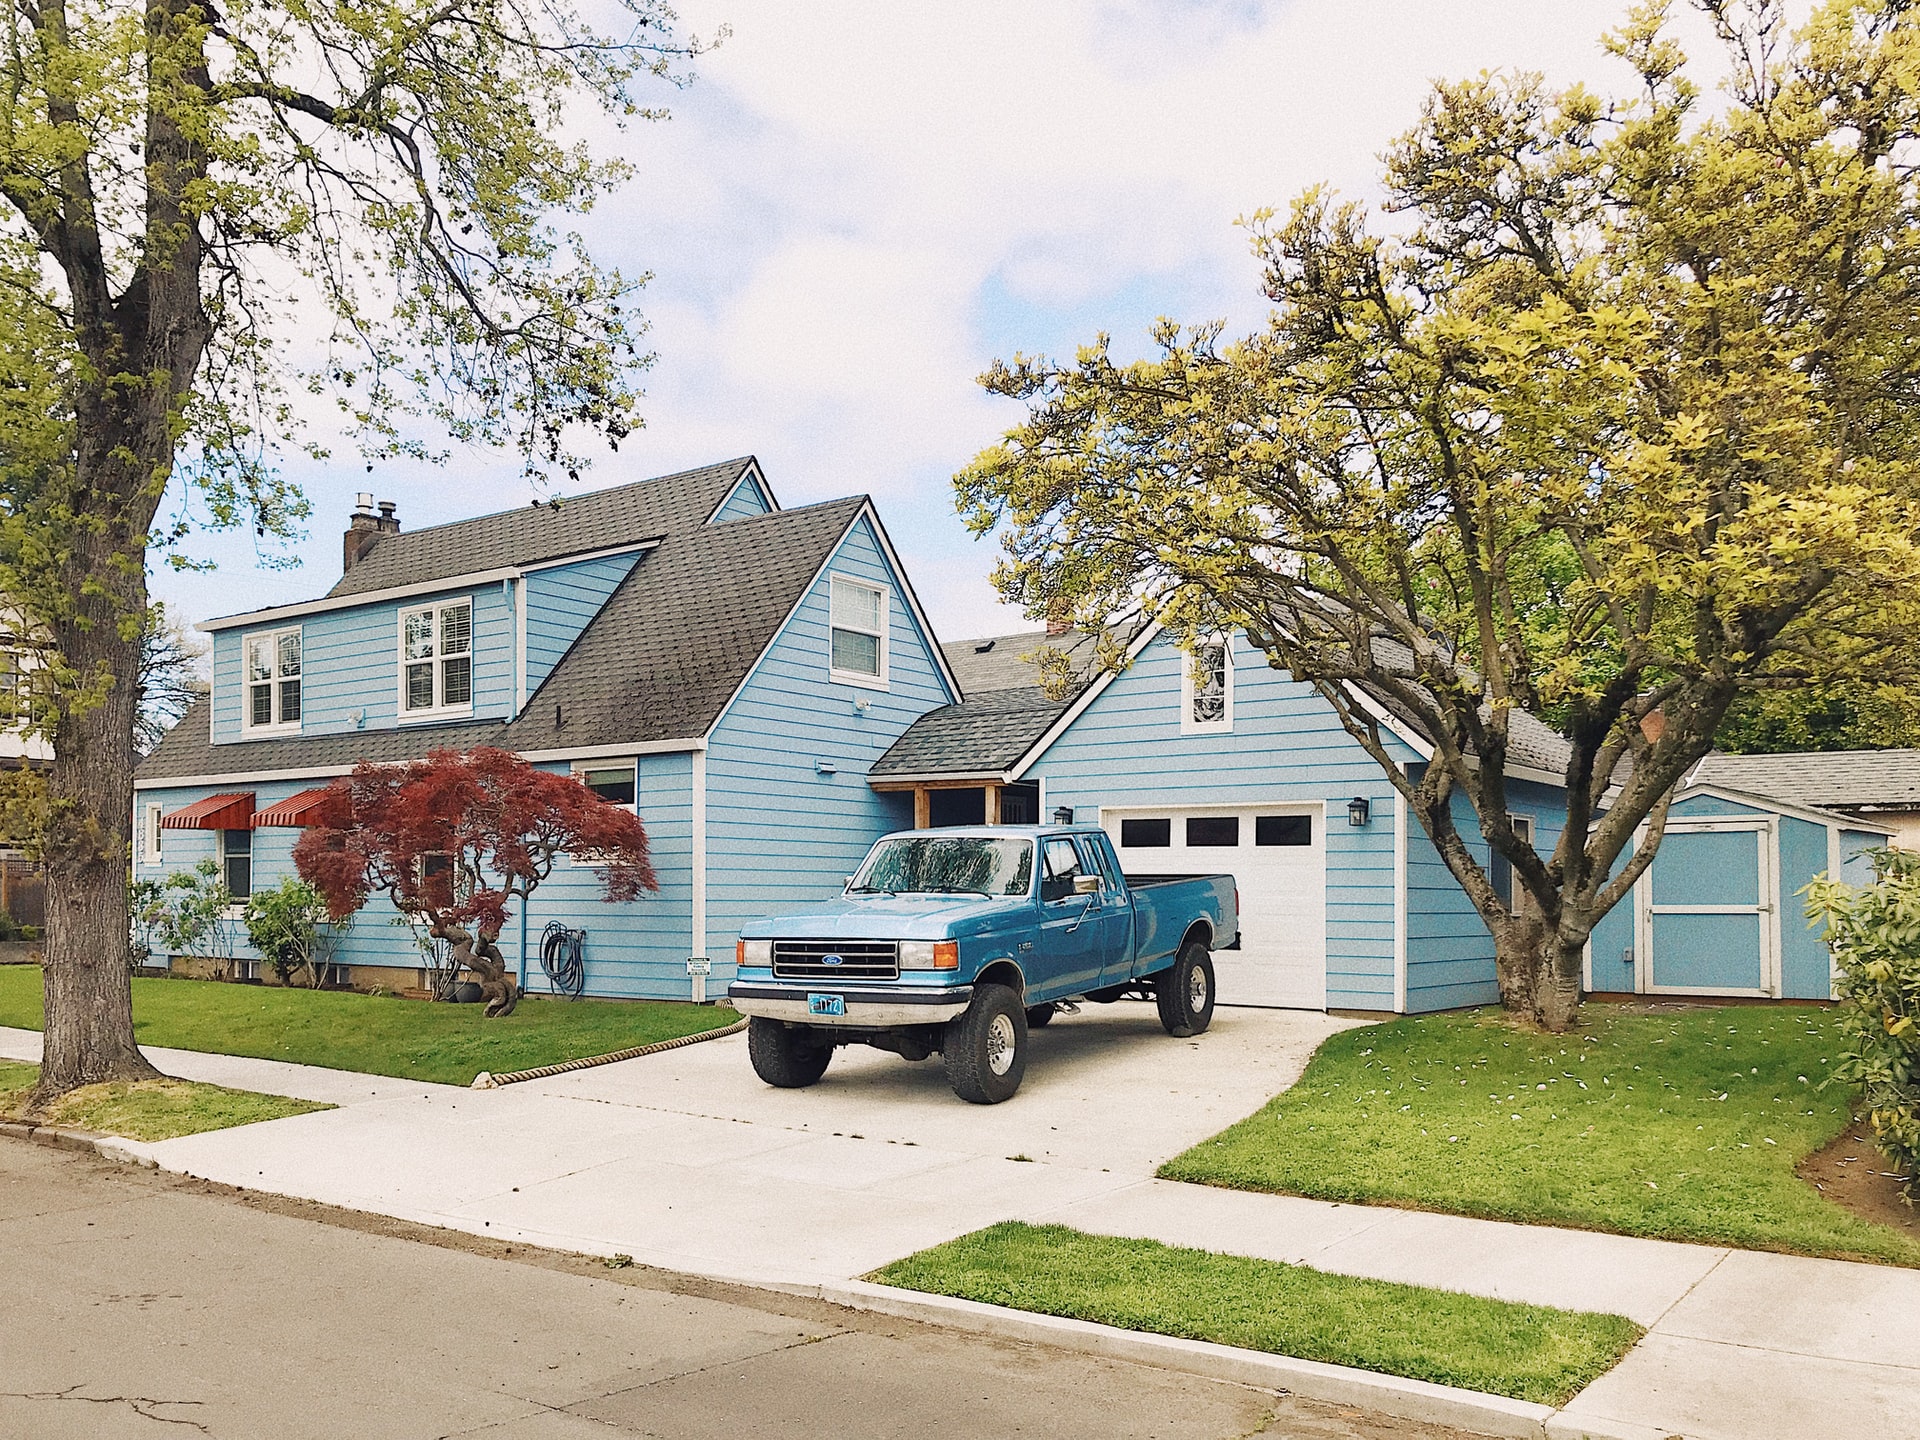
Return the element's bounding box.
[829,577,887,686]
[243,628,302,732]
[220,828,252,901]
[400,600,473,718]
[577,764,636,808]
[1181,638,1232,732]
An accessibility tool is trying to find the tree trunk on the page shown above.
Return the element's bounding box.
[1495,918,1589,1034]
[436,921,520,1018]
[31,526,159,1108]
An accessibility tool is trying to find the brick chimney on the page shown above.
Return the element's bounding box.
[342,494,400,574]
[1639,707,1666,744]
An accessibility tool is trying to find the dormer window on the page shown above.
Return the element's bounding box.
[400,599,474,718]
[829,576,888,687]
[243,628,302,733]
[1181,638,1232,733]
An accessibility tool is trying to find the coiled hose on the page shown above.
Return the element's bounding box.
[539,921,587,999]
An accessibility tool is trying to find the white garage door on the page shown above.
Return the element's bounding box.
[1103,804,1327,1010]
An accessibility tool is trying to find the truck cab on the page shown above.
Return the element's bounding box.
[728,824,1238,1103]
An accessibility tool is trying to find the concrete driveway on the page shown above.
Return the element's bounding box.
[113,1004,1358,1282]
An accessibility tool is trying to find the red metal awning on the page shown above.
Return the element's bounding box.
[159,793,255,830]
[250,787,337,828]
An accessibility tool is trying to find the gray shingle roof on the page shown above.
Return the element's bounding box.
[493,497,868,750]
[138,704,506,780]
[139,476,875,781]
[1692,750,1920,811]
[872,629,1105,780]
[325,458,755,598]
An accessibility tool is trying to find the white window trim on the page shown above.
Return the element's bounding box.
[1180,637,1234,734]
[218,827,253,908]
[397,597,476,723]
[142,803,163,864]
[828,575,889,691]
[240,626,303,735]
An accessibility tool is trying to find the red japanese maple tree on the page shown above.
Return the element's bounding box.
[293,747,656,1017]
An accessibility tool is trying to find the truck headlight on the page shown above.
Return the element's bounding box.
[899,940,959,970]
[737,939,772,965]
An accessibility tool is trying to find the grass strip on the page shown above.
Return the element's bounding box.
[0,966,737,1087]
[1160,1003,1920,1266]
[871,1222,1641,1406]
[0,1059,330,1141]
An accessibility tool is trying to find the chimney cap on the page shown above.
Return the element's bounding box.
[377,500,397,519]
[354,492,374,513]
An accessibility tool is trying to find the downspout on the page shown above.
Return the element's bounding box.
[519,900,529,991]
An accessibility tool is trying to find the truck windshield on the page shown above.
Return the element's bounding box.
[850,836,1034,897]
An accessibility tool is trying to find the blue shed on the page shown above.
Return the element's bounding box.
[1585,782,1890,1001]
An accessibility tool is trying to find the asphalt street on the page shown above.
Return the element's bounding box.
[0,1141,1487,1440]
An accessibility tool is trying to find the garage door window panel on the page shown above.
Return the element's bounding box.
[1187,816,1240,847]
[1120,817,1171,848]
[1255,815,1312,846]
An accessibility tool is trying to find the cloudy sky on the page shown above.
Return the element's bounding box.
[154,0,1732,645]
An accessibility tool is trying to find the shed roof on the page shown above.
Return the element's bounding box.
[1691,750,1920,813]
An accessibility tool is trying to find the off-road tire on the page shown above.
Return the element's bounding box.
[1025,1003,1057,1028]
[1156,940,1216,1038]
[748,1017,832,1088]
[944,984,1028,1104]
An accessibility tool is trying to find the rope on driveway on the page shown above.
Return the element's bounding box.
[471,1017,748,1089]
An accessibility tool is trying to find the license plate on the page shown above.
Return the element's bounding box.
[807,993,846,1018]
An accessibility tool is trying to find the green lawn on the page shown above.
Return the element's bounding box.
[0,1058,329,1140]
[0,966,738,1087]
[1161,1003,1920,1265]
[871,1222,1641,1406]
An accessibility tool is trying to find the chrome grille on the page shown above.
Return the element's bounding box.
[772,939,900,981]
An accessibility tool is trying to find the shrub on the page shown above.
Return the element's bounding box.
[135,859,232,966]
[1809,849,1920,1200]
[242,877,348,987]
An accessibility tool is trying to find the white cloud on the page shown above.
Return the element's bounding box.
[160,0,1764,641]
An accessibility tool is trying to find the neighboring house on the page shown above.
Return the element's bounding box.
[0,623,50,929]
[134,459,958,997]
[875,625,1889,1013]
[1690,749,1920,850]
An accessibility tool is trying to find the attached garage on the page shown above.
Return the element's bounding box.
[1103,804,1327,1010]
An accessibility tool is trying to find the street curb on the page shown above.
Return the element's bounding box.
[472,1017,748,1088]
[761,1276,1566,1439]
[0,1126,1671,1440]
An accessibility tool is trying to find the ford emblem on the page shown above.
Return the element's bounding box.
[821,953,845,966]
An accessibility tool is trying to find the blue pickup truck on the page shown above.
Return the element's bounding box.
[727,824,1239,1103]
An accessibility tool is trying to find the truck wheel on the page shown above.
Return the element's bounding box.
[1156,940,1216,1038]
[1025,1003,1056,1028]
[747,1017,832,1088]
[945,984,1028,1104]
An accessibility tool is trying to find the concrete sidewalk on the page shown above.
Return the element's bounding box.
[7,1009,1918,1438]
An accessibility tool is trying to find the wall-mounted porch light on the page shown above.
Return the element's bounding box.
[1347,795,1372,827]
[1052,806,1074,825]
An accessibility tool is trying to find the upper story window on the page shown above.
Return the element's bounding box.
[1181,639,1232,733]
[829,576,888,687]
[400,600,473,719]
[243,628,302,733]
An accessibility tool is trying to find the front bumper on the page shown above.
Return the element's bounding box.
[727,981,973,1028]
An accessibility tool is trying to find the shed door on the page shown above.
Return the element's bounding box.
[1635,819,1779,997]
[1104,804,1327,1010]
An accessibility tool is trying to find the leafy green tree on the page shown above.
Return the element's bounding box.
[242,876,340,987]
[0,0,702,1105]
[958,0,1920,1031]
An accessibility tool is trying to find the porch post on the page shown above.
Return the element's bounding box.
[913,786,931,829]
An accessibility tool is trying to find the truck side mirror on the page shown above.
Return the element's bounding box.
[1073,874,1101,895]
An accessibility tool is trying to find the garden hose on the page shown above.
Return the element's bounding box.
[539,921,587,999]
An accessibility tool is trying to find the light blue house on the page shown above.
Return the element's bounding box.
[871,624,1887,1013]
[135,459,959,998]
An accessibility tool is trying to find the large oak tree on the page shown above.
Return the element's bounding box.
[959,0,1920,1030]
[0,0,700,1105]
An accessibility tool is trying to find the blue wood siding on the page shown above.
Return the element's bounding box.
[514,755,697,999]
[1024,632,1419,1012]
[711,475,773,522]
[1841,829,1882,883]
[522,553,644,702]
[211,583,515,745]
[138,760,700,996]
[703,516,948,974]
